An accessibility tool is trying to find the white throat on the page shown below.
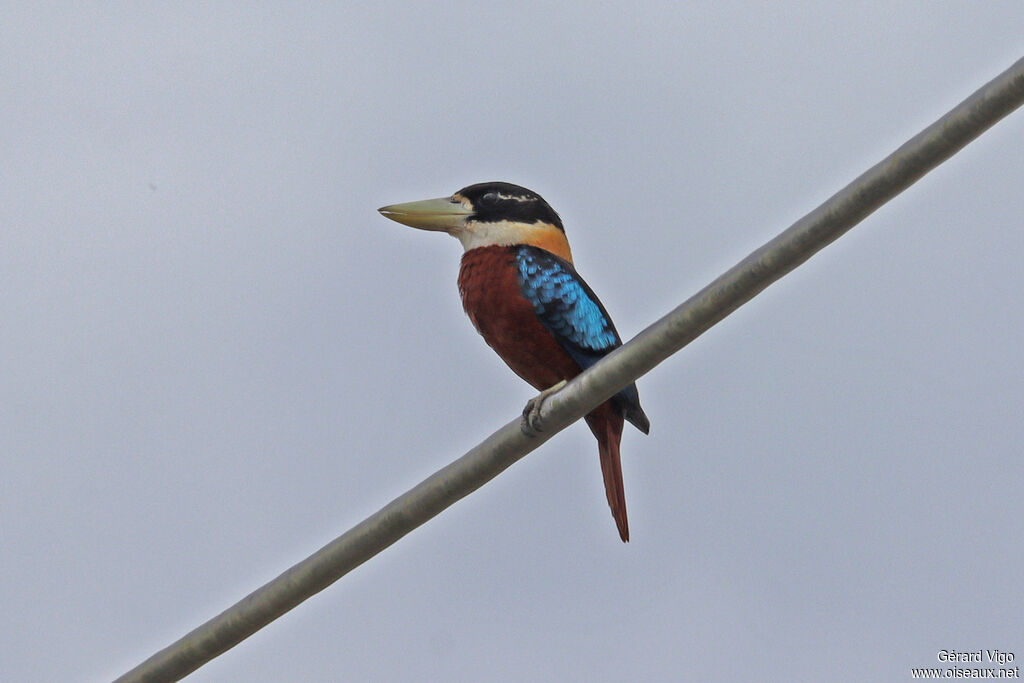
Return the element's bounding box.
[454,220,531,251]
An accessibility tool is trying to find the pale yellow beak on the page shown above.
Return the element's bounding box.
[377,196,473,232]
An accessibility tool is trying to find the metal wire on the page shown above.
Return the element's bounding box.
[115,55,1024,683]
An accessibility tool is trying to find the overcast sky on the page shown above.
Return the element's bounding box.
[3,4,1023,682]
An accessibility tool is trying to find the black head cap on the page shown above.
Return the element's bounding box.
[455,182,564,232]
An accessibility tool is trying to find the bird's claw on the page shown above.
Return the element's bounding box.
[521,397,544,436]
[519,381,566,437]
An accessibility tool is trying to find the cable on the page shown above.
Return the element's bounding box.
[115,55,1024,683]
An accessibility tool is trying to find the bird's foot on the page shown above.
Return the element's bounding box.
[520,380,567,437]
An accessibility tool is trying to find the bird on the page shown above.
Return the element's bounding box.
[378,182,649,542]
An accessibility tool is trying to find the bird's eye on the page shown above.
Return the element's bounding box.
[480,192,499,205]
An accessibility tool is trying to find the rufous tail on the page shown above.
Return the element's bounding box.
[585,404,628,542]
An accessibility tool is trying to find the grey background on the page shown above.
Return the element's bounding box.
[3,4,1022,681]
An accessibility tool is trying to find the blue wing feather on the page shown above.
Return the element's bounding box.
[516,246,651,432]
[514,246,649,435]
[515,246,620,366]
